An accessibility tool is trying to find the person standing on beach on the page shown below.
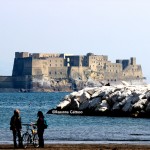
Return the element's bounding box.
[37,111,45,148]
[10,109,22,148]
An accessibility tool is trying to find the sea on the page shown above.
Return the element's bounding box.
[0,92,150,145]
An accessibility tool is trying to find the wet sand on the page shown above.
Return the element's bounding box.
[0,144,150,150]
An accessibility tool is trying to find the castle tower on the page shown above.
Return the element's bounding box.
[130,57,136,65]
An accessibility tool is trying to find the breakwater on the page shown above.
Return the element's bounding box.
[48,81,150,118]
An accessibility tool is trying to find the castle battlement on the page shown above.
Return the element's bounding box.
[0,52,145,91]
[13,52,143,82]
[4,51,143,91]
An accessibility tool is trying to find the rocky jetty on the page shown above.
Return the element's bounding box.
[47,81,150,118]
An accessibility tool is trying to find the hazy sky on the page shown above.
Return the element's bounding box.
[0,0,150,82]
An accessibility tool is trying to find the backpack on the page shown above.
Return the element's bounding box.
[43,119,48,129]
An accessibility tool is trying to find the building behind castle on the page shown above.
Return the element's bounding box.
[0,52,144,91]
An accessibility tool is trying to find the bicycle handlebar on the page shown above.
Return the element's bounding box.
[22,123,37,130]
[22,123,37,126]
[22,123,32,126]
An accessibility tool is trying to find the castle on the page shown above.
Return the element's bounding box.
[0,52,144,91]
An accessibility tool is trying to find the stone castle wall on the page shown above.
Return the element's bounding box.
[0,75,32,89]
[0,52,144,91]
[14,52,143,80]
[12,57,32,76]
[0,76,14,88]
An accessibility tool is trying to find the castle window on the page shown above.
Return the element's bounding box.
[50,64,51,66]
[60,72,62,75]
[55,64,57,67]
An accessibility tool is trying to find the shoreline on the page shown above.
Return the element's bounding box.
[2,140,150,144]
[0,143,150,150]
[0,140,150,150]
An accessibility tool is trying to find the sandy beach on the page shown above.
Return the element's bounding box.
[0,144,150,150]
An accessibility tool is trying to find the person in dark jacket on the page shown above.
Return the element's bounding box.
[37,111,45,148]
[10,109,22,148]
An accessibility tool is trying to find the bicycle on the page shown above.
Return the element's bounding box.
[22,123,39,148]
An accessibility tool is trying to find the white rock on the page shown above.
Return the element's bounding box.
[100,100,109,108]
[122,81,129,86]
[121,90,132,97]
[70,91,78,98]
[91,89,102,98]
[95,100,109,112]
[91,86,112,98]
[83,87,97,95]
[75,89,84,97]
[114,85,125,90]
[101,88,115,98]
[97,107,108,112]
[133,99,147,110]
[109,91,122,103]
[57,100,70,109]
[63,95,70,100]
[78,91,91,103]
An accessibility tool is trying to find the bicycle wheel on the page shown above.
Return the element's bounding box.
[33,133,39,148]
[22,133,30,148]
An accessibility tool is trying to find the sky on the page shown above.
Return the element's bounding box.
[0,0,150,83]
